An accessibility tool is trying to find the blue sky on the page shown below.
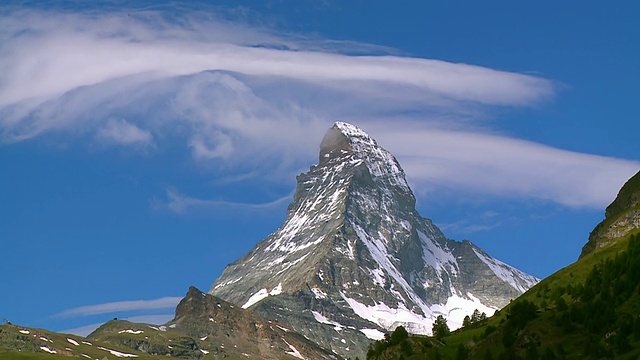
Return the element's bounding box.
[1,1,638,335]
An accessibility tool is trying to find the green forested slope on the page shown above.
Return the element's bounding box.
[366,233,640,360]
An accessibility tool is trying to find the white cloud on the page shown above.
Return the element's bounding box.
[365,122,640,208]
[60,322,105,337]
[0,5,635,210]
[0,8,553,111]
[54,297,182,318]
[438,211,504,235]
[97,119,153,146]
[0,7,552,127]
[163,189,292,214]
[61,314,174,337]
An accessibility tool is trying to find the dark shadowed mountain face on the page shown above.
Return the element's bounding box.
[581,170,640,257]
[210,122,538,359]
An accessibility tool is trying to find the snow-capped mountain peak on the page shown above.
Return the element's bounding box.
[210,122,538,359]
[321,121,410,192]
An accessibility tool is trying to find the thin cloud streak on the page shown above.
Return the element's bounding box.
[61,314,174,337]
[438,211,504,235]
[163,190,292,214]
[60,322,105,337]
[96,118,154,146]
[54,297,182,318]
[369,123,640,209]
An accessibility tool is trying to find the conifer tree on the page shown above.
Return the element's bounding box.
[432,315,450,340]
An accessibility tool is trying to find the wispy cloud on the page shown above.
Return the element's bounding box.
[96,118,153,147]
[54,297,182,318]
[438,211,504,235]
[367,122,640,208]
[61,314,174,337]
[0,4,554,144]
[60,322,105,337]
[0,8,552,113]
[0,5,635,210]
[162,189,292,214]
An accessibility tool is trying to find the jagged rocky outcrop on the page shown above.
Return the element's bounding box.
[169,287,336,359]
[581,170,640,257]
[90,286,336,360]
[210,122,539,359]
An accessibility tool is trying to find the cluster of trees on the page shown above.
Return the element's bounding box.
[432,315,450,340]
[500,299,538,349]
[549,233,640,356]
[462,309,487,329]
[366,326,413,359]
[492,233,640,359]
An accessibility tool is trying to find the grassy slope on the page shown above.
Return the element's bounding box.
[0,323,159,360]
[0,320,314,360]
[368,231,640,359]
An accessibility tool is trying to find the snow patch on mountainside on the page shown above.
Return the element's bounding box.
[419,230,459,277]
[242,283,283,309]
[282,338,305,360]
[97,346,139,358]
[311,287,327,299]
[40,346,56,354]
[360,328,386,340]
[340,289,498,335]
[340,291,432,335]
[354,224,431,314]
[430,293,498,330]
[312,311,345,331]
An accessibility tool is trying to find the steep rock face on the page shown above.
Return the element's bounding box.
[581,170,640,257]
[210,122,538,359]
[90,287,336,360]
[169,287,336,360]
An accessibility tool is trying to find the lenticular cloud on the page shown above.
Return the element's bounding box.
[0,5,636,209]
[0,7,553,136]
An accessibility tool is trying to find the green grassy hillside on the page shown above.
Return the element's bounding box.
[0,320,304,360]
[0,323,160,359]
[366,232,640,359]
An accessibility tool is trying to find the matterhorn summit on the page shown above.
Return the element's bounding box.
[210,122,538,358]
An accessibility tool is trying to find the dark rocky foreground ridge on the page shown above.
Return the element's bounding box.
[0,287,337,359]
[88,286,337,359]
[210,122,539,359]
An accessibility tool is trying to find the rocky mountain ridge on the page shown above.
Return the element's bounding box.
[89,286,336,360]
[581,170,640,257]
[210,122,539,359]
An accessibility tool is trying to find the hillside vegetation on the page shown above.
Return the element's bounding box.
[0,323,160,360]
[366,232,640,359]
